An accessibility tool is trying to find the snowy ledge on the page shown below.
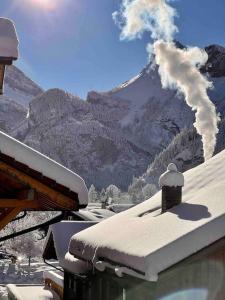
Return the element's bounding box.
[7,284,60,300]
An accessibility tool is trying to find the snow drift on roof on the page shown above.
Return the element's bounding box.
[0,131,88,205]
[69,149,225,281]
[0,18,19,59]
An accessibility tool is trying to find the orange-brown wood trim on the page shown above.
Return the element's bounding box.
[0,162,77,210]
[0,207,22,231]
[0,199,39,209]
[45,278,63,299]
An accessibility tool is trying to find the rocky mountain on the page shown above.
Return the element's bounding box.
[201,45,225,77]
[4,65,43,107]
[13,89,150,190]
[0,65,43,133]
[0,97,26,133]
[3,44,225,191]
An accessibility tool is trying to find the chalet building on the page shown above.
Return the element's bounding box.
[39,149,225,300]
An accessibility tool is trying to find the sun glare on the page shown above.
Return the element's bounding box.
[28,0,57,10]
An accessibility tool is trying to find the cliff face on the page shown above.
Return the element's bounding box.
[12,89,150,190]
[4,65,43,107]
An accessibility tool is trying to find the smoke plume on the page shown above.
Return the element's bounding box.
[113,0,177,41]
[154,41,218,160]
[113,0,219,160]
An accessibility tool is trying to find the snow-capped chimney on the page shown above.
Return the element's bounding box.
[159,163,184,213]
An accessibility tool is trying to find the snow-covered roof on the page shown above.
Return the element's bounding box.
[69,149,225,281]
[0,130,88,205]
[0,18,18,59]
[43,221,97,273]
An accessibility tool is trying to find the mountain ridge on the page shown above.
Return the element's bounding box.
[3,43,225,190]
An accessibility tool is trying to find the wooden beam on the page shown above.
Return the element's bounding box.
[0,208,22,231]
[17,189,36,200]
[0,162,77,210]
[0,199,39,209]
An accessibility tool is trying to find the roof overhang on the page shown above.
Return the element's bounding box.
[0,131,89,230]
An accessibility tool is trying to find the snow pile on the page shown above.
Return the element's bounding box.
[7,284,60,300]
[0,18,18,59]
[69,149,225,281]
[159,163,184,187]
[0,131,88,205]
[62,253,91,275]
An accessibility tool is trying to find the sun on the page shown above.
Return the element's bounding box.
[28,0,57,10]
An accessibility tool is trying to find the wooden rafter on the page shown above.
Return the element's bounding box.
[0,161,76,210]
[0,199,38,209]
[0,161,79,231]
[0,207,21,231]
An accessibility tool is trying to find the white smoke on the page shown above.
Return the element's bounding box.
[113,0,219,161]
[154,41,218,160]
[113,0,177,41]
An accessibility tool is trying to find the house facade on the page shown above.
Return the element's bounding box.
[63,236,225,300]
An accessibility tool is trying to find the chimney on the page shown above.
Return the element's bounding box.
[159,163,184,213]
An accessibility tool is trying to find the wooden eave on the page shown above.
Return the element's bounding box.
[0,152,80,231]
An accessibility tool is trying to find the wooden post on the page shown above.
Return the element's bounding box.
[159,163,184,214]
[0,64,5,95]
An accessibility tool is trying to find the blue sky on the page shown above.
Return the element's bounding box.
[1,0,225,99]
